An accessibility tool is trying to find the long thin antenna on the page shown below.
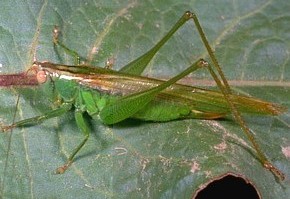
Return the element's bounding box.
[0,94,20,198]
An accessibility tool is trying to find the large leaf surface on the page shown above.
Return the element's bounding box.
[0,0,289,198]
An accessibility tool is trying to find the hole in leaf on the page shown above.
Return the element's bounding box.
[194,174,260,199]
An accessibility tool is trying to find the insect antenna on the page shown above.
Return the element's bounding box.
[0,94,20,197]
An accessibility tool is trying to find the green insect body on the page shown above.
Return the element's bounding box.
[1,11,286,179]
[40,62,284,124]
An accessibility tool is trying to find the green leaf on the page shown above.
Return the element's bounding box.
[0,0,289,198]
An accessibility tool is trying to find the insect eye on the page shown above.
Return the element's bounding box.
[36,70,47,84]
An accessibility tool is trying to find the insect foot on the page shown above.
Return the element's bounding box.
[55,161,72,174]
[197,59,209,68]
[264,161,285,181]
[0,124,13,132]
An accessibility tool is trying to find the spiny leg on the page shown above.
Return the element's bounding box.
[117,10,284,180]
[204,61,285,180]
[187,11,284,180]
[56,109,90,174]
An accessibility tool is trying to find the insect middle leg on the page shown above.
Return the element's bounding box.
[56,109,90,174]
[1,103,72,131]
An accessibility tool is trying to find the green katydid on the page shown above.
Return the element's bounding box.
[0,11,286,179]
